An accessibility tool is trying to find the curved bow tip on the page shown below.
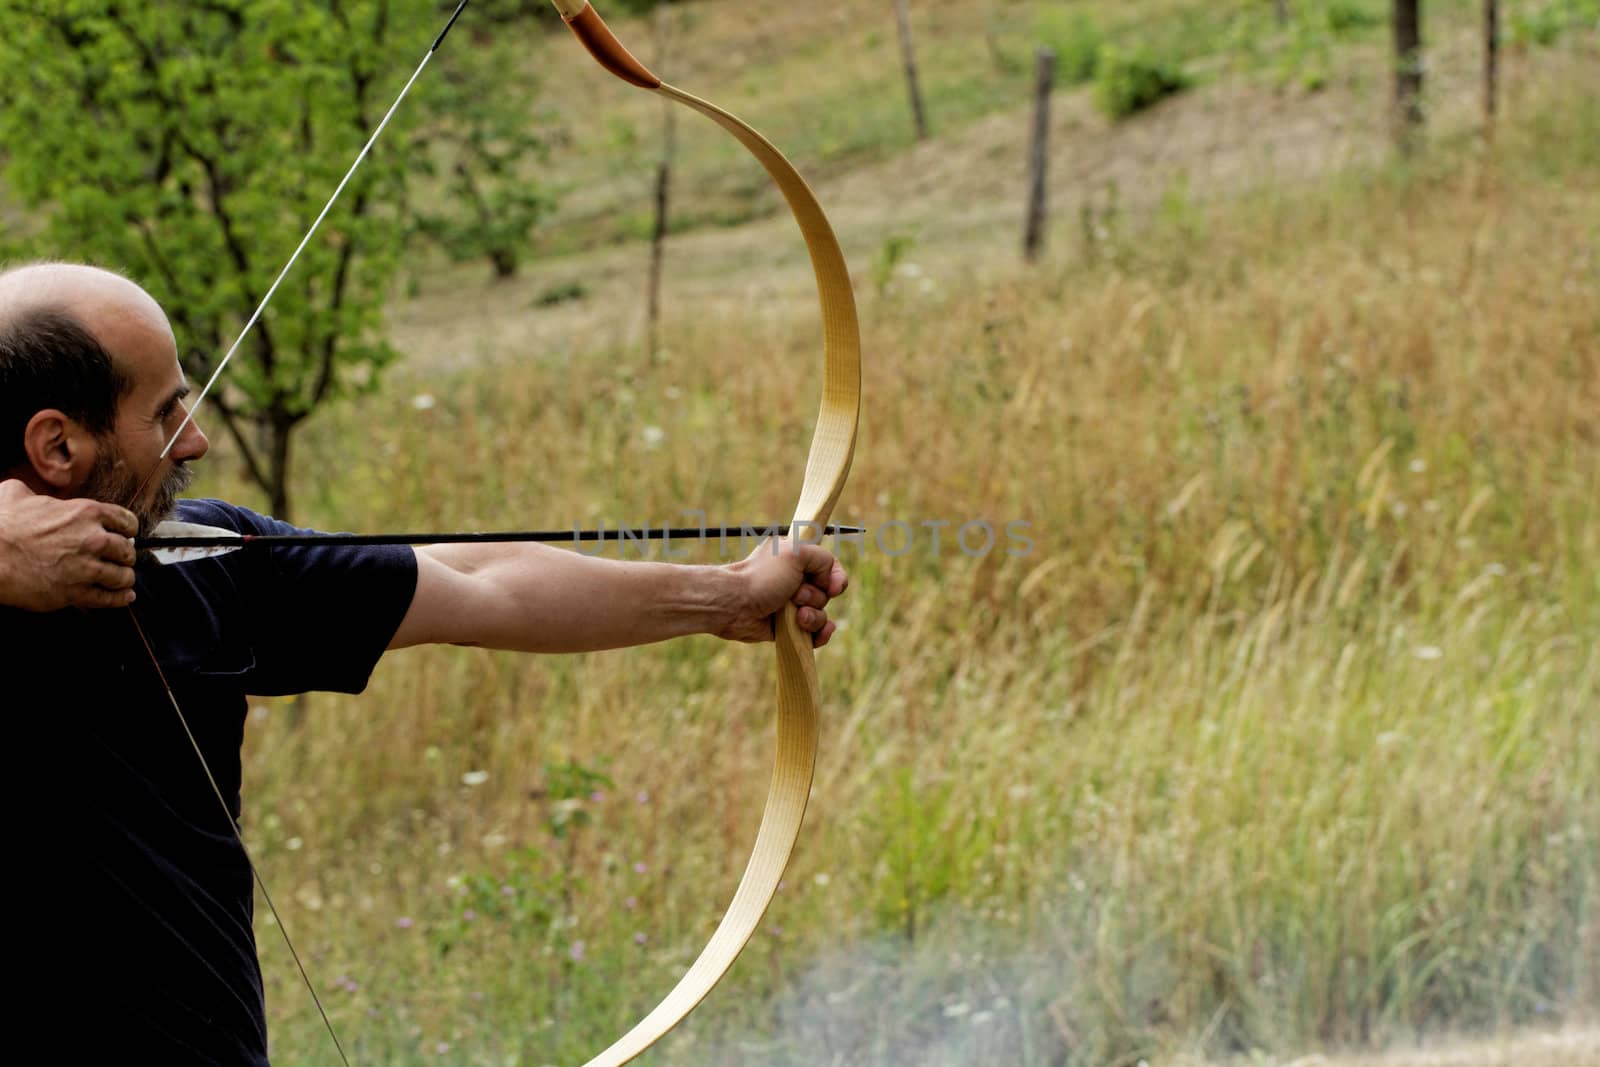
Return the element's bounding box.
[549,1,662,90]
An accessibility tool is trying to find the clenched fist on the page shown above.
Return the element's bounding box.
[0,480,140,612]
[717,537,849,648]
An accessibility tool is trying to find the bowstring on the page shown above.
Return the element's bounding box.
[127,611,353,1067]
[159,0,471,461]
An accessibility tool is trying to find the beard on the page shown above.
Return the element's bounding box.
[81,438,195,539]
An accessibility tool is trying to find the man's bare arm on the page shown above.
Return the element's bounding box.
[388,539,846,653]
[0,479,139,612]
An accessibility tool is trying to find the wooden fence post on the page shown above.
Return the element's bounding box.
[1023,48,1056,262]
[646,4,677,356]
[1483,0,1499,131]
[894,0,930,140]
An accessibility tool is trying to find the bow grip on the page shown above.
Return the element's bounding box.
[549,1,662,90]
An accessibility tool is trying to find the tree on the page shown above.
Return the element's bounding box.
[411,30,554,281]
[1392,0,1424,152]
[0,2,546,519]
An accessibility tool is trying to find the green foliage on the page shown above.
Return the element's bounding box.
[1508,0,1600,45]
[411,35,555,280]
[0,1,550,516]
[868,771,987,944]
[540,759,614,840]
[1078,181,1124,265]
[1270,4,1349,91]
[457,847,560,931]
[871,232,915,297]
[1157,171,1205,277]
[1094,45,1191,120]
[534,280,588,306]
[1033,9,1104,84]
[605,116,641,153]
[1324,0,1382,34]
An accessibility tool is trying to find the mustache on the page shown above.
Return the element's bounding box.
[156,461,194,500]
[138,462,194,537]
[80,439,198,541]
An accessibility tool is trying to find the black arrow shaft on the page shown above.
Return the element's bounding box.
[141,523,864,550]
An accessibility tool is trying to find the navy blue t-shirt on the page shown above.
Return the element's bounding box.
[10,500,417,1065]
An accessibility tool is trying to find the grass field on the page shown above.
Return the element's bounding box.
[144,2,1600,1064]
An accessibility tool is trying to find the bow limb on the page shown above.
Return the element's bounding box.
[550,4,862,1065]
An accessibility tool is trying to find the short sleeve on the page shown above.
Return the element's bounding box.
[175,500,418,697]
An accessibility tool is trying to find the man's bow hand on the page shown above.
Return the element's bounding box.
[0,479,139,612]
[719,537,849,648]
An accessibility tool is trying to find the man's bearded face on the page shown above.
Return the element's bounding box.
[81,436,194,538]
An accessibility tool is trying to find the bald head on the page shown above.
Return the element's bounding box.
[1,262,203,501]
[0,262,172,360]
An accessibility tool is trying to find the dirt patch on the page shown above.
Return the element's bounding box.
[388,18,1594,375]
[388,65,1382,369]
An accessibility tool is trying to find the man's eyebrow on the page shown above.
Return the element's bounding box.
[153,383,192,417]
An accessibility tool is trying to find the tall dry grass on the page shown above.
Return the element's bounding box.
[207,70,1600,1066]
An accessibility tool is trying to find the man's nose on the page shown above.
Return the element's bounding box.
[171,415,209,462]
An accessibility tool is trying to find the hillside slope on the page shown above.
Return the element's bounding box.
[391,0,1592,372]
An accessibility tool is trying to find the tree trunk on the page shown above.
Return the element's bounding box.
[1483,0,1499,131]
[893,0,930,141]
[1274,0,1290,26]
[266,415,294,521]
[1023,48,1056,263]
[1392,0,1424,153]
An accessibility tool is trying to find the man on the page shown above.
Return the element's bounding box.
[2,262,848,1062]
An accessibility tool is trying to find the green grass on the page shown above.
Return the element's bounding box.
[182,53,1600,1063]
[520,0,1489,253]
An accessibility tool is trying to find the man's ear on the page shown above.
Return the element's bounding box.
[21,409,100,492]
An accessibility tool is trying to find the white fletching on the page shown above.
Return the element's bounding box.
[145,521,245,566]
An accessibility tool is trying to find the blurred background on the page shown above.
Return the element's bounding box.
[2,1,1595,1063]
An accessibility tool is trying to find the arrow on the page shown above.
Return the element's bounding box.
[142,520,866,565]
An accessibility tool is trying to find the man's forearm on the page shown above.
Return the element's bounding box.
[393,542,746,652]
